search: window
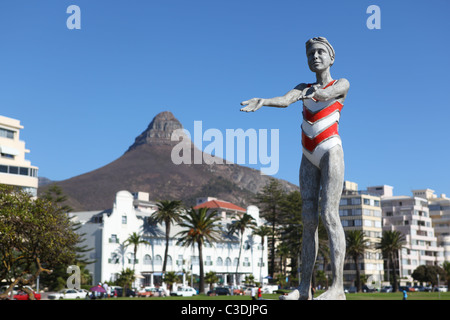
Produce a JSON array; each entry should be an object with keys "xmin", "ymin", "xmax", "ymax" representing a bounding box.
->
[
  {"xmin": 217, "ymin": 257, "xmax": 223, "ymax": 266},
  {"xmin": 9, "ymin": 166, "xmax": 18, "ymax": 174},
  {"xmin": 19, "ymin": 167, "xmax": 28, "ymax": 176},
  {"xmin": 1, "ymin": 153, "xmax": 14, "ymax": 159},
  {"xmin": 110, "ymin": 234, "xmax": 119, "ymax": 243},
  {"xmin": 155, "ymin": 255, "xmax": 163, "ymax": 265},
  {"xmin": 109, "ymin": 253, "xmax": 120, "ymax": 264},
  {"xmin": 144, "ymin": 255, "xmax": 152, "ymax": 265},
  {"xmin": 205, "ymin": 256, "xmax": 213, "ymax": 266},
  {"xmin": 233, "ymin": 258, "xmax": 239, "ymax": 266},
  {"xmin": 243, "ymin": 257, "xmax": 250, "ymax": 267},
  {"xmin": 122, "ymin": 216, "xmax": 127, "ymax": 224},
  {"xmin": 225, "ymin": 258, "xmax": 232, "ymax": 267},
  {"xmin": 0, "ymin": 128, "xmax": 15, "ymax": 139}
]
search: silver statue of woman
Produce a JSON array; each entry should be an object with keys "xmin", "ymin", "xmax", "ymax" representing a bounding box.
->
[{"xmin": 240, "ymin": 37, "xmax": 349, "ymax": 300}]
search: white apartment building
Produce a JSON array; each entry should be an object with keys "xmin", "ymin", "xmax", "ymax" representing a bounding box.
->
[
  {"xmin": 71, "ymin": 191, "xmax": 269, "ymax": 289},
  {"xmin": 369, "ymin": 185, "xmax": 444, "ymax": 285},
  {"xmin": 413, "ymin": 189, "xmax": 450, "ymax": 263},
  {"xmin": 339, "ymin": 181, "xmax": 384, "ymax": 288},
  {"xmin": 0, "ymin": 115, "xmax": 38, "ymax": 196}
]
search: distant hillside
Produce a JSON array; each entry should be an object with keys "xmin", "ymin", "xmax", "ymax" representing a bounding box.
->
[{"xmin": 39, "ymin": 111, "xmax": 298, "ymax": 211}]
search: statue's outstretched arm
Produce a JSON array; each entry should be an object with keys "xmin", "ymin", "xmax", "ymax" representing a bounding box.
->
[
  {"xmin": 312, "ymin": 78, "xmax": 350, "ymax": 102},
  {"xmin": 240, "ymin": 83, "xmax": 308, "ymax": 112}
]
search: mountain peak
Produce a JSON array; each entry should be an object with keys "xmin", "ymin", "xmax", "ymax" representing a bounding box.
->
[{"xmin": 127, "ymin": 111, "xmax": 184, "ymax": 151}]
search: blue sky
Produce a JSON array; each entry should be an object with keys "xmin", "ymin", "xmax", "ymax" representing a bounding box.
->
[{"xmin": 1, "ymin": 0, "xmax": 449, "ymax": 197}]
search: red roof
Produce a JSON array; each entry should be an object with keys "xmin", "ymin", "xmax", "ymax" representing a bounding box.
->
[{"xmin": 193, "ymin": 199, "xmax": 246, "ymax": 212}]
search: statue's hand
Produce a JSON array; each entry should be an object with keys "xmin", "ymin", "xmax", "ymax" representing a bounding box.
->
[
  {"xmin": 298, "ymin": 86, "xmax": 317, "ymax": 101},
  {"xmin": 240, "ymin": 98, "xmax": 264, "ymax": 112}
]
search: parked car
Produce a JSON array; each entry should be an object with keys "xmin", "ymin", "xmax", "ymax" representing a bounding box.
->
[
  {"xmin": 13, "ymin": 290, "xmax": 41, "ymax": 300},
  {"xmin": 433, "ymin": 286, "xmax": 448, "ymax": 292},
  {"xmin": 150, "ymin": 287, "xmax": 167, "ymax": 297},
  {"xmin": 362, "ymin": 285, "xmax": 377, "ymax": 293},
  {"xmin": 207, "ymin": 287, "xmax": 231, "ymax": 296},
  {"xmin": 137, "ymin": 287, "xmax": 167, "ymax": 297},
  {"xmin": 399, "ymin": 286, "xmax": 415, "ymax": 292},
  {"xmin": 346, "ymin": 286, "xmax": 357, "ymax": 293},
  {"xmin": 115, "ymin": 287, "xmax": 136, "ymax": 297},
  {"xmin": 380, "ymin": 286, "xmax": 393, "ymax": 293},
  {"xmin": 48, "ymin": 288, "xmax": 86, "ymax": 300},
  {"xmin": 413, "ymin": 285, "xmax": 425, "ymax": 292},
  {"xmin": 171, "ymin": 286, "xmax": 197, "ymax": 297}
]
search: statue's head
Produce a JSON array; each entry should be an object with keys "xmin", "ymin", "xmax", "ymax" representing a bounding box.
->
[{"xmin": 305, "ymin": 37, "xmax": 335, "ymax": 72}]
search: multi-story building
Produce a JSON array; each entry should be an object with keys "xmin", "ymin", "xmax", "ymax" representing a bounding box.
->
[
  {"xmin": 71, "ymin": 191, "xmax": 268, "ymax": 290},
  {"xmin": 413, "ymin": 189, "xmax": 450, "ymax": 263},
  {"xmin": 369, "ymin": 185, "xmax": 444, "ymax": 285},
  {"xmin": 0, "ymin": 115, "xmax": 38, "ymax": 196},
  {"xmin": 339, "ymin": 181, "xmax": 384, "ymax": 288}
]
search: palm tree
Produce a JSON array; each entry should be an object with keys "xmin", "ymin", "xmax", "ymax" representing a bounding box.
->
[
  {"xmin": 228, "ymin": 213, "xmax": 257, "ymax": 284},
  {"xmin": 151, "ymin": 200, "xmax": 183, "ymax": 273},
  {"xmin": 252, "ymin": 225, "xmax": 271, "ymax": 284},
  {"xmin": 176, "ymin": 207, "xmax": 222, "ymax": 294},
  {"xmin": 377, "ymin": 230, "xmax": 405, "ymax": 292},
  {"xmin": 205, "ymin": 271, "xmax": 219, "ymax": 291},
  {"xmin": 163, "ymin": 271, "xmax": 181, "ymax": 292},
  {"xmin": 345, "ymin": 230, "xmax": 370, "ymax": 292},
  {"xmin": 124, "ymin": 232, "xmax": 150, "ymax": 270},
  {"xmin": 116, "ymin": 268, "xmax": 136, "ymax": 297}
]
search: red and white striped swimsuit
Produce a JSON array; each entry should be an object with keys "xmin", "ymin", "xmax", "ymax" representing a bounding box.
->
[{"xmin": 301, "ymin": 80, "xmax": 343, "ymax": 168}]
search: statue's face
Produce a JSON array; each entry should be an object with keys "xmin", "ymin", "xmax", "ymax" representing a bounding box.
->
[{"xmin": 306, "ymin": 42, "xmax": 333, "ymax": 72}]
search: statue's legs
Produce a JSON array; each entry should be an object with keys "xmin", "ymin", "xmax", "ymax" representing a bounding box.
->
[
  {"xmin": 315, "ymin": 145, "xmax": 345, "ymax": 300},
  {"xmin": 279, "ymin": 145, "xmax": 345, "ymax": 300},
  {"xmin": 298, "ymin": 154, "xmax": 321, "ymax": 299}
]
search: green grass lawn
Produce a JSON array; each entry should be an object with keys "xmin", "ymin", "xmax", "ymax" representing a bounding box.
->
[{"xmin": 114, "ymin": 291, "xmax": 450, "ymax": 301}]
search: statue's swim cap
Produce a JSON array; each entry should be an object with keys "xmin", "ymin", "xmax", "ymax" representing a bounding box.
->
[{"xmin": 305, "ymin": 37, "xmax": 335, "ymax": 62}]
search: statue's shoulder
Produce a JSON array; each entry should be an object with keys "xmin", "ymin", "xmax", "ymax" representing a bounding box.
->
[
  {"xmin": 336, "ymin": 78, "xmax": 350, "ymax": 87},
  {"xmin": 293, "ymin": 83, "xmax": 309, "ymax": 91}
]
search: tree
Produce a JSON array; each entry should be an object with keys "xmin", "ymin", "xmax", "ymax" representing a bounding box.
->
[
  {"xmin": 205, "ymin": 271, "xmax": 219, "ymax": 290},
  {"xmin": 443, "ymin": 261, "xmax": 450, "ymax": 290},
  {"xmin": 228, "ymin": 213, "xmax": 256, "ymax": 284},
  {"xmin": 252, "ymin": 225, "xmax": 272, "ymax": 284},
  {"xmin": 377, "ymin": 230, "xmax": 405, "ymax": 292},
  {"xmin": 345, "ymin": 230, "xmax": 370, "ymax": 292},
  {"xmin": 278, "ymin": 190, "xmax": 305, "ymax": 280},
  {"xmin": 39, "ymin": 184, "xmax": 94, "ymax": 290},
  {"xmin": 176, "ymin": 207, "xmax": 222, "ymax": 294},
  {"xmin": 124, "ymin": 232, "xmax": 150, "ymax": 270},
  {"xmin": 115, "ymin": 268, "xmax": 136, "ymax": 297},
  {"xmin": 255, "ymin": 179, "xmax": 286, "ymax": 278},
  {"xmin": 276, "ymin": 242, "xmax": 290, "ymax": 277},
  {"xmin": 163, "ymin": 271, "xmax": 181, "ymax": 292},
  {"xmin": 0, "ymin": 185, "xmax": 79, "ymax": 300},
  {"xmin": 152, "ymin": 200, "xmax": 183, "ymax": 273},
  {"xmin": 412, "ymin": 265, "xmax": 446, "ymax": 287}
]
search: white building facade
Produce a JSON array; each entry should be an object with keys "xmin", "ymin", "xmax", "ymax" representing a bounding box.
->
[
  {"xmin": 413, "ymin": 189, "xmax": 450, "ymax": 263},
  {"xmin": 370, "ymin": 186, "xmax": 445, "ymax": 284},
  {"xmin": 339, "ymin": 181, "xmax": 384, "ymax": 288},
  {"xmin": 71, "ymin": 191, "xmax": 269, "ymax": 289},
  {"xmin": 0, "ymin": 115, "xmax": 38, "ymax": 196}
]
